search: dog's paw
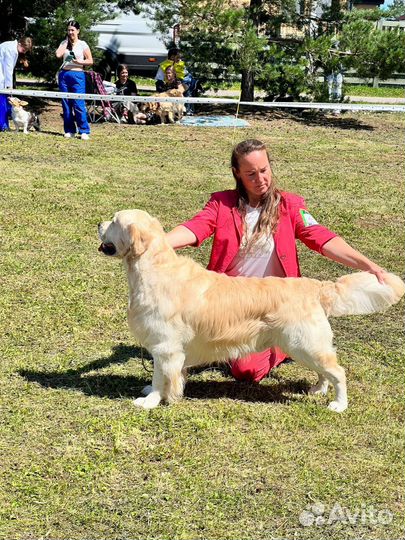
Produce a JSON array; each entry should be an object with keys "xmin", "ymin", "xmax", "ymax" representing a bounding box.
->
[
  {"xmin": 141, "ymin": 385, "xmax": 153, "ymax": 396},
  {"xmin": 133, "ymin": 391, "xmax": 161, "ymax": 409},
  {"xmin": 327, "ymin": 400, "xmax": 347, "ymax": 413}
]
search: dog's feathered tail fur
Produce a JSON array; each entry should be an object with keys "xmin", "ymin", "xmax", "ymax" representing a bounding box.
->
[{"xmin": 320, "ymin": 272, "xmax": 405, "ymax": 317}]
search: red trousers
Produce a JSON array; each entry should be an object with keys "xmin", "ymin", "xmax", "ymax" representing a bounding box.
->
[{"xmin": 230, "ymin": 348, "xmax": 287, "ymax": 383}]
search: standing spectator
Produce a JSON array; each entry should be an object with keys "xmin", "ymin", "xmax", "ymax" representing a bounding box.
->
[
  {"xmin": 56, "ymin": 20, "xmax": 93, "ymax": 140},
  {"xmin": 0, "ymin": 37, "xmax": 33, "ymax": 131}
]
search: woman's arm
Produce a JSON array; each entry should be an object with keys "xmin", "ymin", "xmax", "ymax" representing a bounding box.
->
[
  {"xmin": 321, "ymin": 236, "xmax": 386, "ymax": 283},
  {"xmin": 55, "ymin": 40, "xmax": 68, "ymax": 59},
  {"xmin": 166, "ymin": 225, "xmax": 197, "ymax": 249}
]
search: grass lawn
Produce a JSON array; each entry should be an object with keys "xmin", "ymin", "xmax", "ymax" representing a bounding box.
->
[
  {"xmin": 0, "ymin": 101, "xmax": 404, "ymax": 540},
  {"xmin": 344, "ymin": 85, "xmax": 405, "ymax": 99}
]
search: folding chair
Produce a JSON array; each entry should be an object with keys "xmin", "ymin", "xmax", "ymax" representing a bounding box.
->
[{"xmin": 86, "ymin": 71, "xmax": 121, "ymax": 124}]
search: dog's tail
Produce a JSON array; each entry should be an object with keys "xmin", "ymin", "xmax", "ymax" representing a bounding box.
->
[{"xmin": 320, "ymin": 272, "xmax": 405, "ymax": 317}]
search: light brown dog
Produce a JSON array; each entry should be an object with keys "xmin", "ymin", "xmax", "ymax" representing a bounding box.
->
[
  {"xmin": 98, "ymin": 209, "xmax": 405, "ymax": 412},
  {"xmin": 139, "ymin": 89, "xmax": 184, "ymax": 123}
]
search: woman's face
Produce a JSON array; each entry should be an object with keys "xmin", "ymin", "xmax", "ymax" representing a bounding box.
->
[
  {"xmin": 234, "ymin": 149, "xmax": 272, "ymax": 206},
  {"xmin": 119, "ymin": 69, "xmax": 129, "ymax": 81},
  {"xmin": 67, "ymin": 25, "xmax": 80, "ymax": 41},
  {"xmin": 165, "ymin": 68, "xmax": 175, "ymax": 82}
]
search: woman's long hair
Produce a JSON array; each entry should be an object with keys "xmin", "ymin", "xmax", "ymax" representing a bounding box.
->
[
  {"xmin": 231, "ymin": 139, "xmax": 282, "ymax": 248},
  {"xmin": 66, "ymin": 20, "xmax": 80, "ymax": 51}
]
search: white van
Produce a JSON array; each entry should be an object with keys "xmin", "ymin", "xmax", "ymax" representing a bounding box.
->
[{"xmin": 92, "ymin": 12, "xmax": 173, "ymax": 78}]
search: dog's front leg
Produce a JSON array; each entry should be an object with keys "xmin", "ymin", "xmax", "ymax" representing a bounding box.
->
[
  {"xmin": 134, "ymin": 359, "xmax": 164, "ymax": 409},
  {"xmin": 134, "ymin": 352, "xmax": 185, "ymax": 409}
]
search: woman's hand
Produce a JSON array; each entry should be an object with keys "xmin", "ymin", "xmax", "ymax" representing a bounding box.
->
[{"xmin": 363, "ymin": 263, "xmax": 387, "ymax": 284}]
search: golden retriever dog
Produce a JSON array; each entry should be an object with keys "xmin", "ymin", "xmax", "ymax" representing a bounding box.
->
[
  {"xmin": 139, "ymin": 88, "xmax": 184, "ymax": 123},
  {"xmin": 98, "ymin": 210, "xmax": 404, "ymax": 412}
]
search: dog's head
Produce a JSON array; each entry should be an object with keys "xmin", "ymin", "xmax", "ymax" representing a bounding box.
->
[
  {"xmin": 98, "ymin": 209, "xmax": 164, "ymax": 259},
  {"xmin": 8, "ymin": 97, "xmax": 29, "ymax": 109}
]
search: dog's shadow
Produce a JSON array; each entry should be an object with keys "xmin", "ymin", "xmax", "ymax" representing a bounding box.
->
[{"xmin": 18, "ymin": 343, "xmax": 309, "ymax": 405}]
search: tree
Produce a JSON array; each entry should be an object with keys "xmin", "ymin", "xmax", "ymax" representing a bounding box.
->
[
  {"xmin": 0, "ymin": 0, "xmax": 66, "ymax": 41},
  {"xmin": 383, "ymin": 0, "xmax": 405, "ymax": 18},
  {"xmin": 339, "ymin": 13, "xmax": 405, "ymax": 80},
  {"xmin": 0, "ymin": 0, "xmax": 147, "ymax": 81},
  {"xmin": 26, "ymin": 0, "xmax": 115, "ymax": 80},
  {"xmin": 144, "ymin": 0, "xmax": 298, "ymax": 101}
]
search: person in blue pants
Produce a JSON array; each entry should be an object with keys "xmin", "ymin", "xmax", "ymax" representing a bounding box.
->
[{"xmin": 56, "ymin": 20, "xmax": 93, "ymax": 139}]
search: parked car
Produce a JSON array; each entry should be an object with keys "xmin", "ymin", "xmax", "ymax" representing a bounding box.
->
[{"xmin": 92, "ymin": 12, "xmax": 173, "ymax": 79}]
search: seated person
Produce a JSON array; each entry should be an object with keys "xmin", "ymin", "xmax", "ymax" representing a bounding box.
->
[
  {"xmin": 156, "ymin": 65, "xmax": 187, "ymax": 94},
  {"xmin": 155, "ymin": 47, "xmax": 196, "ymax": 115},
  {"xmin": 155, "ymin": 48, "xmax": 185, "ymax": 91},
  {"xmin": 115, "ymin": 64, "xmax": 139, "ymax": 123}
]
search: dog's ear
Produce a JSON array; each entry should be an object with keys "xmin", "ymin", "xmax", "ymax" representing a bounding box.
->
[
  {"xmin": 128, "ymin": 223, "xmax": 151, "ymax": 257},
  {"xmin": 20, "ymin": 100, "xmax": 29, "ymax": 107}
]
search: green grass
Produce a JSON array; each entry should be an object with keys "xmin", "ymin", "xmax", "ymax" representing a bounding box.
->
[
  {"xmin": 0, "ymin": 102, "xmax": 404, "ymax": 540},
  {"xmin": 344, "ymin": 84, "xmax": 405, "ymax": 98}
]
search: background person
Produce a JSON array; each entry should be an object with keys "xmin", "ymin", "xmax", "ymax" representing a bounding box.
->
[
  {"xmin": 166, "ymin": 139, "xmax": 386, "ymax": 383},
  {"xmin": 0, "ymin": 37, "xmax": 33, "ymax": 131},
  {"xmin": 156, "ymin": 65, "xmax": 187, "ymax": 94},
  {"xmin": 114, "ymin": 64, "xmax": 138, "ymax": 123},
  {"xmin": 155, "ymin": 47, "xmax": 195, "ymax": 115},
  {"xmin": 155, "ymin": 47, "xmax": 185, "ymax": 90},
  {"xmin": 56, "ymin": 20, "xmax": 93, "ymax": 140}
]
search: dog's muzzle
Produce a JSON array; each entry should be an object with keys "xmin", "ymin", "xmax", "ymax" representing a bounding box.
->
[{"xmin": 98, "ymin": 242, "xmax": 117, "ymax": 256}]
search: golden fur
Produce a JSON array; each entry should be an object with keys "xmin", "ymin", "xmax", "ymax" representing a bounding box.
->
[
  {"xmin": 139, "ymin": 89, "xmax": 184, "ymax": 123},
  {"xmin": 98, "ymin": 209, "xmax": 405, "ymax": 412}
]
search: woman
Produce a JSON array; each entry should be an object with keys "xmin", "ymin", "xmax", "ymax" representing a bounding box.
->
[
  {"xmin": 0, "ymin": 37, "xmax": 33, "ymax": 131},
  {"xmin": 166, "ymin": 139, "xmax": 386, "ymax": 383},
  {"xmin": 156, "ymin": 65, "xmax": 187, "ymax": 94},
  {"xmin": 56, "ymin": 20, "xmax": 93, "ymax": 140},
  {"xmin": 155, "ymin": 47, "xmax": 186, "ymax": 91},
  {"xmin": 115, "ymin": 64, "xmax": 138, "ymax": 123}
]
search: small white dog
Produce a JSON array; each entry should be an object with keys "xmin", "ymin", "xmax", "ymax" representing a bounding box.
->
[{"xmin": 8, "ymin": 97, "xmax": 41, "ymax": 134}]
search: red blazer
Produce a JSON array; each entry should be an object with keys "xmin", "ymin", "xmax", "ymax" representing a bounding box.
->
[{"xmin": 182, "ymin": 190, "xmax": 337, "ymax": 276}]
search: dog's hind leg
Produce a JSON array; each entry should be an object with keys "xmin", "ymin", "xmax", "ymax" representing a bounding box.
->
[
  {"xmin": 308, "ymin": 374, "xmax": 329, "ymax": 396},
  {"xmin": 310, "ymin": 352, "xmax": 347, "ymax": 412},
  {"xmin": 322, "ymin": 361, "xmax": 347, "ymax": 412},
  {"xmin": 283, "ymin": 319, "xmax": 347, "ymax": 412}
]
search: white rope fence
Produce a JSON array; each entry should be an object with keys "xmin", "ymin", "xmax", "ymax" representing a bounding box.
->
[{"xmin": 1, "ymin": 88, "xmax": 404, "ymax": 113}]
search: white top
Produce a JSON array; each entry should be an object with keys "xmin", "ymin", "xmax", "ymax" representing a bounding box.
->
[
  {"xmin": 60, "ymin": 39, "xmax": 89, "ymax": 70},
  {"xmin": 0, "ymin": 40, "xmax": 18, "ymax": 89},
  {"xmin": 227, "ymin": 205, "xmax": 285, "ymax": 278}
]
